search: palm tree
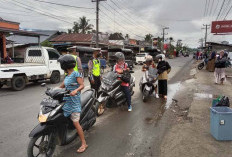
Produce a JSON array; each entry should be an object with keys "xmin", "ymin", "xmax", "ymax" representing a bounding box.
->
[
  {"xmin": 78, "ymin": 16, "xmax": 93, "ymax": 34},
  {"xmin": 72, "ymin": 22, "xmax": 80, "ymax": 33}
]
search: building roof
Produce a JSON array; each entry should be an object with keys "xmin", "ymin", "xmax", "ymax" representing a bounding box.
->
[
  {"xmin": 109, "ymin": 33, "xmax": 125, "ymax": 40},
  {"xmin": 0, "ymin": 27, "xmax": 45, "ymax": 37},
  {"xmin": 7, "ymin": 29, "xmax": 60, "ymax": 44},
  {"xmin": 50, "ymin": 33, "xmax": 93, "ymax": 43}
]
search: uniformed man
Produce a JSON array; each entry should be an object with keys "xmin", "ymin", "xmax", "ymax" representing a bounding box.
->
[
  {"xmin": 69, "ymin": 47, "xmax": 83, "ymax": 77},
  {"xmin": 88, "ymin": 48, "xmax": 101, "ymax": 96}
]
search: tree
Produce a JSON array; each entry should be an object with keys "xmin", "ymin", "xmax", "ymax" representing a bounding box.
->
[
  {"xmin": 72, "ymin": 22, "xmax": 80, "ymax": 33},
  {"xmin": 68, "ymin": 16, "xmax": 93, "ymax": 34},
  {"xmin": 144, "ymin": 34, "xmax": 153, "ymax": 43},
  {"xmin": 78, "ymin": 16, "xmax": 93, "ymax": 34},
  {"xmin": 41, "ymin": 40, "xmax": 53, "ymax": 47}
]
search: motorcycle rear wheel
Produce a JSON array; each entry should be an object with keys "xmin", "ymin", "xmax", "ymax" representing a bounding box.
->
[{"xmin": 27, "ymin": 132, "xmax": 56, "ymax": 157}]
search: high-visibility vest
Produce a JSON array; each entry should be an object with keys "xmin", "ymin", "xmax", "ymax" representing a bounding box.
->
[
  {"xmin": 92, "ymin": 59, "xmax": 100, "ymax": 76},
  {"xmin": 72, "ymin": 55, "xmax": 78, "ymax": 72}
]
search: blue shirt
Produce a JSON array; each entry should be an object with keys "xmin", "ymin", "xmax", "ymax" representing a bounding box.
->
[{"xmin": 63, "ymin": 71, "xmax": 81, "ymax": 117}]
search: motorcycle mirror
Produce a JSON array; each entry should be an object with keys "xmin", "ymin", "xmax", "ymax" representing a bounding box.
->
[{"xmin": 41, "ymin": 83, "xmax": 47, "ymax": 87}]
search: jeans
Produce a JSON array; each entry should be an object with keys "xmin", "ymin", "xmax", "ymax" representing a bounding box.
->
[{"xmin": 121, "ymin": 86, "xmax": 131, "ymax": 107}]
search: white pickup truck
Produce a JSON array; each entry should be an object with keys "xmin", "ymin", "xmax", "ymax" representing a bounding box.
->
[
  {"xmin": 0, "ymin": 47, "xmax": 64, "ymax": 91},
  {"xmin": 135, "ymin": 53, "xmax": 149, "ymax": 65}
]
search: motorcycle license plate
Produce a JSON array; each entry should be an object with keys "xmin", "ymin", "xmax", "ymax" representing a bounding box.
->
[{"xmin": 38, "ymin": 115, "xmax": 47, "ymax": 123}]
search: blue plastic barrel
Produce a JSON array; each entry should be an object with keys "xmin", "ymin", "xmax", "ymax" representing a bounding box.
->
[{"xmin": 210, "ymin": 107, "xmax": 232, "ymax": 141}]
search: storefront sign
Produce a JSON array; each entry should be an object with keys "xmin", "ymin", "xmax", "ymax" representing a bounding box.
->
[{"xmin": 211, "ymin": 20, "xmax": 232, "ymax": 33}]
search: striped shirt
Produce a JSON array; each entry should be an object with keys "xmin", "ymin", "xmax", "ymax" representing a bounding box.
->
[{"xmin": 63, "ymin": 71, "xmax": 81, "ymax": 117}]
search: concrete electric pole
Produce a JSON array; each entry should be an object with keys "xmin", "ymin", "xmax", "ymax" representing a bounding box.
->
[
  {"xmin": 92, "ymin": 0, "xmax": 107, "ymax": 48},
  {"xmin": 202, "ymin": 24, "xmax": 210, "ymax": 47},
  {"xmin": 161, "ymin": 27, "xmax": 169, "ymax": 43}
]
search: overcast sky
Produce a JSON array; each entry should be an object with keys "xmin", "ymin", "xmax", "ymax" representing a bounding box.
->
[{"xmin": 1, "ymin": 0, "xmax": 232, "ymax": 48}]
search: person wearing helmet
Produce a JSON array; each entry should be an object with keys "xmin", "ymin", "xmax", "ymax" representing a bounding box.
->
[
  {"xmin": 58, "ymin": 54, "xmax": 88, "ymax": 153},
  {"xmin": 156, "ymin": 54, "xmax": 171, "ymax": 100},
  {"xmin": 142, "ymin": 55, "xmax": 159, "ymax": 98},
  {"xmin": 113, "ymin": 52, "xmax": 132, "ymax": 112},
  {"xmin": 88, "ymin": 49, "xmax": 101, "ymax": 96},
  {"xmin": 69, "ymin": 47, "xmax": 83, "ymax": 77}
]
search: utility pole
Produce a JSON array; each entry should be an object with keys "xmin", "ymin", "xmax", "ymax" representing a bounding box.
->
[
  {"xmin": 161, "ymin": 27, "xmax": 169, "ymax": 43},
  {"xmin": 92, "ymin": 0, "xmax": 107, "ymax": 48},
  {"xmin": 202, "ymin": 24, "xmax": 210, "ymax": 47}
]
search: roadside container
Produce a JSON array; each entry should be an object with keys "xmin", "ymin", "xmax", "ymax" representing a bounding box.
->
[{"xmin": 210, "ymin": 107, "xmax": 232, "ymax": 141}]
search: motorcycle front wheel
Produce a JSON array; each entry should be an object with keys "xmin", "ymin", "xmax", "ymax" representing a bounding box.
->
[
  {"xmin": 95, "ymin": 101, "xmax": 106, "ymax": 116},
  {"xmin": 27, "ymin": 132, "xmax": 56, "ymax": 157}
]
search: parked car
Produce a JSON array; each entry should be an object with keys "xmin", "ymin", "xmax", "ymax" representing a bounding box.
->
[
  {"xmin": 0, "ymin": 47, "xmax": 64, "ymax": 90},
  {"xmin": 135, "ymin": 53, "xmax": 149, "ymax": 65}
]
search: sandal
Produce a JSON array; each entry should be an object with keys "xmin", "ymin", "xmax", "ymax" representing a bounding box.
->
[{"xmin": 77, "ymin": 145, "xmax": 88, "ymax": 153}]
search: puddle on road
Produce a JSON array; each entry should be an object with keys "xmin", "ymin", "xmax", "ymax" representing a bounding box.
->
[
  {"xmin": 194, "ymin": 93, "xmax": 219, "ymax": 100},
  {"xmin": 166, "ymin": 82, "xmax": 182, "ymax": 109}
]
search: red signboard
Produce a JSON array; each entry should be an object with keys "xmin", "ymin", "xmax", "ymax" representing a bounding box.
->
[{"xmin": 211, "ymin": 20, "xmax": 232, "ymax": 34}]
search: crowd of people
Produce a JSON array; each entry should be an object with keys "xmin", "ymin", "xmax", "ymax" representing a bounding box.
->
[
  {"xmin": 56, "ymin": 49, "xmax": 172, "ymax": 153},
  {"xmin": 196, "ymin": 49, "xmax": 231, "ymax": 85}
]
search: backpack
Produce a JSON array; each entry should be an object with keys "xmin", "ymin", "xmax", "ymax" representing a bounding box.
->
[{"xmin": 116, "ymin": 63, "xmax": 131, "ymax": 83}]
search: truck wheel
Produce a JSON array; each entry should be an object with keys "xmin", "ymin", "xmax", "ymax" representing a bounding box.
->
[
  {"xmin": 50, "ymin": 72, "xmax": 60, "ymax": 84},
  {"xmin": 11, "ymin": 76, "xmax": 26, "ymax": 91}
]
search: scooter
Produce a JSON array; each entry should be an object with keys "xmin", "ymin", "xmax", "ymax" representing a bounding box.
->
[
  {"xmin": 139, "ymin": 67, "xmax": 158, "ymax": 102},
  {"xmin": 95, "ymin": 71, "xmax": 135, "ymax": 116},
  {"xmin": 27, "ymin": 83, "xmax": 96, "ymax": 157},
  {"xmin": 198, "ymin": 58, "xmax": 208, "ymax": 70}
]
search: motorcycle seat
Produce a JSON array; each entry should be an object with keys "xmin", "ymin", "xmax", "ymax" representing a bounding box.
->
[{"xmin": 81, "ymin": 90, "xmax": 94, "ymax": 107}]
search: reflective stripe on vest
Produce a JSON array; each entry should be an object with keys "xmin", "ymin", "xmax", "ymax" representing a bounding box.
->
[
  {"xmin": 92, "ymin": 59, "xmax": 100, "ymax": 76},
  {"xmin": 72, "ymin": 55, "xmax": 78, "ymax": 72}
]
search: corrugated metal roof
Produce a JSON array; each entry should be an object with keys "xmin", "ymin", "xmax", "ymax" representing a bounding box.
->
[{"xmin": 50, "ymin": 33, "xmax": 93, "ymax": 42}]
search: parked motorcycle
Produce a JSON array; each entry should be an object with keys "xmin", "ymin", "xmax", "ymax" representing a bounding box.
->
[
  {"xmin": 198, "ymin": 58, "xmax": 208, "ymax": 70},
  {"xmin": 27, "ymin": 84, "xmax": 96, "ymax": 157},
  {"xmin": 95, "ymin": 71, "xmax": 135, "ymax": 116},
  {"xmin": 139, "ymin": 67, "xmax": 158, "ymax": 102}
]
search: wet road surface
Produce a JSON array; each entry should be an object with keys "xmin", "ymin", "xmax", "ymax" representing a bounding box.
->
[{"xmin": 0, "ymin": 56, "xmax": 193, "ymax": 157}]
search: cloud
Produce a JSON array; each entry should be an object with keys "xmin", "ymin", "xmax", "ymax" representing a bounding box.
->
[{"xmin": 1, "ymin": 0, "xmax": 232, "ymax": 47}]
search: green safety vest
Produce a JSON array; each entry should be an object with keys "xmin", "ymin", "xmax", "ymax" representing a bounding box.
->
[
  {"xmin": 72, "ymin": 55, "xmax": 78, "ymax": 72},
  {"xmin": 92, "ymin": 59, "xmax": 100, "ymax": 76}
]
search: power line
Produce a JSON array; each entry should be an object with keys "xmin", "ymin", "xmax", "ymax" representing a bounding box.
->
[
  {"xmin": 99, "ymin": 9, "xmax": 144, "ymax": 38},
  {"xmin": 100, "ymin": 2, "xmax": 149, "ymax": 35},
  {"xmin": 33, "ymin": 0, "xmax": 94, "ymax": 9},
  {"xmin": 216, "ymin": 0, "xmax": 226, "ymax": 20},
  {"xmin": 224, "ymin": 4, "xmax": 232, "ymax": 20},
  {"xmin": 220, "ymin": 0, "xmax": 232, "ymax": 20},
  {"xmin": 213, "ymin": 0, "xmax": 220, "ymax": 17},
  {"xmin": 6, "ymin": 0, "xmax": 73, "ymax": 24},
  {"xmin": 204, "ymin": 0, "xmax": 208, "ymax": 17},
  {"xmin": 209, "ymin": 0, "xmax": 215, "ymax": 16},
  {"xmin": 107, "ymin": 0, "xmax": 152, "ymax": 32}
]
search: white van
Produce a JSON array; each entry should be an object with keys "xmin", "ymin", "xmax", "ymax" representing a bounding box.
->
[{"xmin": 135, "ymin": 53, "xmax": 148, "ymax": 65}]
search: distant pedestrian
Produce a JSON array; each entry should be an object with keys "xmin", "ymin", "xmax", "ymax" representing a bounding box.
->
[
  {"xmin": 156, "ymin": 54, "xmax": 171, "ymax": 100},
  {"xmin": 214, "ymin": 50, "xmax": 227, "ymax": 85}
]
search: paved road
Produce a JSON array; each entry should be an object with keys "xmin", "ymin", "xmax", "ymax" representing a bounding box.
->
[{"xmin": 0, "ymin": 56, "xmax": 192, "ymax": 157}]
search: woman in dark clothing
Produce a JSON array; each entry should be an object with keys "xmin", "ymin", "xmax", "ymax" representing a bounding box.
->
[
  {"xmin": 156, "ymin": 54, "xmax": 171, "ymax": 100},
  {"xmin": 214, "ymin": 51, "xmax": 227, "ymax": 85}
]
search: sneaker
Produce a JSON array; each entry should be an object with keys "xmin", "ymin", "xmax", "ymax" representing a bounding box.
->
[
  {"xmin": 155, "ymin": 94, "xmax": 159, "ymax": 98},
  {"xmin": 128, "ymin": 106, "xmax": 132, "ymax": 112}
]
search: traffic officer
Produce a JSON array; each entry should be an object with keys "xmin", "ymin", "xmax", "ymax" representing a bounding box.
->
[
  {"xmin": 69, "ymin": 47, "xmax": 83, "ymax": 77},
  {"xmin": 88, "ymin": 48, "xmax": 101, "ymax": 96}
]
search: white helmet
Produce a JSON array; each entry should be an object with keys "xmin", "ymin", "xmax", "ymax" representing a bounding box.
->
[{"xmin": 146, "ymin": 55, "xmax": 153, "ymax": 62}]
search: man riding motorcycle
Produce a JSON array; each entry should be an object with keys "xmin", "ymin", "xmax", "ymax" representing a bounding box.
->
[{"xmin": 113, "ymin": 52, "xmax": 132, "ymax": 112}]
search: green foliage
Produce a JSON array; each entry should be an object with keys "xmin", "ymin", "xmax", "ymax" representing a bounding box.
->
[
  {"xmin": 144, "ymin": 34, "xmax": 153, "ymax": 43},
  {"xmin": 68, "ymin": 16, "xmax": 93, "ymax": 34},
  {"xmin": 41, "ymin": 40, "xmax": 53, "ymax": 47}
]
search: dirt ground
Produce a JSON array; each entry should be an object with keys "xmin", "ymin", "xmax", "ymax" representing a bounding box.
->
[{"xmin": 160, "ymin": 62, "xmax": 232, "ymax": 157}]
